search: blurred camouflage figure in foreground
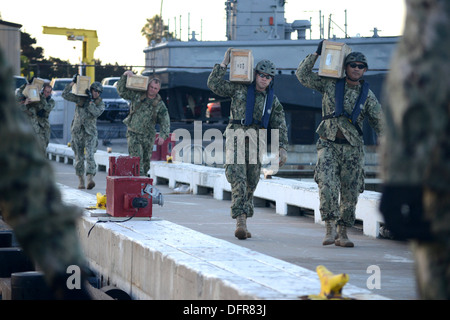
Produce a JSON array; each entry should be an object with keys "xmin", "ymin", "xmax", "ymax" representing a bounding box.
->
[
  {"xmin": 379, "ymin": 0, "xmax": 450, "ymax": 299},
  {"xmin": 0, "ymin": 49, "xmax": 91, "ymax": 299},
  {"xmin": 15, "ymin": 81, "xmax": 55, "ymax": 155}
]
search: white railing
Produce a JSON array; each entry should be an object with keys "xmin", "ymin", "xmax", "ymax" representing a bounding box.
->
[{"xmin": 47, "ymin": 143, "xmax": 384, "ymax": 237}]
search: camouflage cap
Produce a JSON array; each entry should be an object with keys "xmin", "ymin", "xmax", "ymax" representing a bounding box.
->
[
  {"xmin": 255, "ymin": 60, "xmax": 276, "ymax": 76},
  {"xmin": 344, "ymin": 52, "xmax": 369, "ymax": 69},
  {"xmin": 90, "ymin": 81, "xmax": 103, "ymax": 93}
]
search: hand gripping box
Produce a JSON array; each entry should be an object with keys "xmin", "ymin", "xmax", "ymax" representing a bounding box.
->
[
  {"xmin": 318, "ymin": 40, "xmax": 352, "ymax": 78},
  {"xmin": 229, "ymin": 49, "xmax": 254, "ymax": 83},
  {"xmin": 72, "ymin": 75, "xmax": 91, "ymax": 96},
  {"xmin": 106, "ymin": 176, "xmax": 153, "ymax": 218}
]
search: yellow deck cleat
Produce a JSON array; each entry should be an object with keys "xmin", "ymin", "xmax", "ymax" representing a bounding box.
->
[
  {"xmin": 305, "ymin": 265, "xmax": 352, "ymax": 300},
  {"xmin": 96, "ymin": 192, "xmax": 107, "ymax": 209}
]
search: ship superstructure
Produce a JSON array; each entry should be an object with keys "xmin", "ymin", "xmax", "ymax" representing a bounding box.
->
[{"xmin": 143, "ymin": 0, "xmax": 398, "ymax": 145}]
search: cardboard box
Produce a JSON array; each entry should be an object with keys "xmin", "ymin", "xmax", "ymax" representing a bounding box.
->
[
  {"xmin": 72, "ymin": 75, "xmax": 91, "ymax": 96},
  {"xmin": 22, "ymin": 84, "xmax": 41, "ymax": 102},
  {"xmin": 229, "ymin": 49, "xmax": 254, "ymax": 83},
  {"xmin": 31, "ymin": 77, "xmax": 45, "ymax": 91},
  {"xmin": 126, "ymin": 75, "xmax": 149, "ymax": 91},
  {"xmin": 318, "ymin": 40, "xmax": 352, "ymax": 78}
]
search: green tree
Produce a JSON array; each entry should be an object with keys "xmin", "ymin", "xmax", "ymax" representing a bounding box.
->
[
  {"xmin": 94, "ymin": 59, "xmax": 132, "ymax": 81},
  {"xmin": 20, "ymin": 31, "xmax": 45, "ymax": 79},
  {"xmin": 42, "ymin": 57, "xmax": 77, "ymax": 79},
  {"xmin": 141, "ymin": 14, "xmax": 174, "ymax": 45},
  {"xmin": 19, "ymin": 31, "xmax": 137, "ymax": 81}
]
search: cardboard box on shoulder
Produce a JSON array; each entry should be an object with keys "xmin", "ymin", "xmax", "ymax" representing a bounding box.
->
[
  {"xmin": 229, "ymin": 49, "xmax": 254, "ymax": 83},
  {"xmin": 31, "ymin": 77, "xmax": 46, "ymax": 91},
  {"xmin": 318, "ymin": 40, "xmax": 352, "ymax": 78},
  {"xmin": 23, "ymin": 84, "xmax": 41, "ymax": 102},
  {"xmin": 126, "ymin": 75, "xmax": 149, "ymax": 91},
  {"xmin": 72, "ymin": 75, "xmax": 91, "ymax": 96}
]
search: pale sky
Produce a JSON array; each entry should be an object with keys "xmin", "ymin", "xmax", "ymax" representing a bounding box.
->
[{"xmin": 1, "ymin": 0, "xmax": 405, "ymax": 68}]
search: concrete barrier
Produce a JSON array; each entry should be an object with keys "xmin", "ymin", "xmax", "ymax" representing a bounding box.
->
[
  {"xmin": 47, "ymin": 143, "xmax": 122, "ymax": 172},
  {"xmin": 46, "ymin": 143, "xmax": 385, "ymax": 238},
  {"xmin": 60, "ymin": 184, "xmax": 387, "ymax": 300}
]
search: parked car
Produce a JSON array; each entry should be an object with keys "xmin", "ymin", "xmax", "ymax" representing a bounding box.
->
[
  {"xmin": 206, "ymin": 101, "xmax": 222, "ymax": 119},
  {"xmin": 101, "ymin": 77, "xmax": 120, "ymax": 86},
  {"xmin": 50, "ymin": 78, "xmax": 73, "ymax": 97},
  {"xmin": 98, "ymin": 85, "xmax": 130, "ymax": 122},
  {"xmin": 14, "ymin": 75, "xmax": 27, "ymax": 89}
]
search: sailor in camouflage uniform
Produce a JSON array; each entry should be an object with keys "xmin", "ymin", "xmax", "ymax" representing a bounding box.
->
[
  {"xmin": 117, "ymin": 71, "xmax": 170, "ymax": 176},
  {"xmin": 296, "ymin": 42, "xmax": 384, "ymax": 247},
  {"xmin": 208, "ymin": 48, "xmax": 288, "ymax": 240},
  {"xmin": 16, "ymin": 82, "xmax": 55, "ymax": 155},
  {"xmin": 0, "ymin": 50, "xmax": 91, "ymax": 299},
  {"xmin": 62, "ymin": 77, "xmax": 105, "ymax": 190}
]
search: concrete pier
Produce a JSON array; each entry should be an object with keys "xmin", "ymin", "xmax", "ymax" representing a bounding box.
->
[{"xmin": 47, "ymin": 143, "xmax": 418, "ymax": 300}]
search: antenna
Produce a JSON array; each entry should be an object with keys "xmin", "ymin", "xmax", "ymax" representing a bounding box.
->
[
  {"xmin": 160, "ymin": 0, "xmax": 163, "ymax": 39},
  {"xmin": 344, "ymin": 9, "xmax": 348, "ymax": 38},
  {"xmin": 174, "ymin": 16, "xmax": 177, "ymax": 39},
  {"xmin": 179, "ymin": 15, "xmax": 182, "ymax": 41}
]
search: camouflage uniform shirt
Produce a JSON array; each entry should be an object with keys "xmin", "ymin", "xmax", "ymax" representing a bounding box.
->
[
  {"xmin": 16, "ymin": 84, "xmax": 55, "ymax": 152},
  {"xmin": 62, "ymin": 84, "xmax": 105, "ymax": 136},
  {"xmin": 207, "ymin": 64, "xmax": 288, "ymax": 150},
  {"xmin": 296, "ymin": 54, "xmax": 384, "ymax": 145},
  {"xmin": 116, "ymin": 75, "xmax": 170, "ymax": 140}
]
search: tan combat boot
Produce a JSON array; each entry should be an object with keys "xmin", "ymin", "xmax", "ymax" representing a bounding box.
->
[
  {"xmin": 335, "ymin": 225, "xmax": 354, "ymax": 247},
  {"xmin": 245, "ymin": 224, "xmax": 252, "ymax": 239},
  {"xmin": 322, "ymin": 220, "xmax": 337, "ymax": 245},
  {"xmin": 86, "ymin": 174, "xmax": 95, "ymax": 190},
  {"xmin": 77, "ymin": 175, "xmax": 85, "ymax": 189},
  {"xmin": 234, "ymin": 214, "xmax": 248, "ymax": 240}
]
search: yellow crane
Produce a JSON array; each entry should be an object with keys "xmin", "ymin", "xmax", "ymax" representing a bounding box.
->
[{"xmin": 42, "ymin": 26, "xmax": 100, "ymax": 82}]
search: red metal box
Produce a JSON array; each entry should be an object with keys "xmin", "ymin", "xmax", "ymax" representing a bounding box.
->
[
  {"xmin": 106, "ymin": 176, "xmax": 153, "ymax": 218},
  {"xmin": 151, "ymin": 133, "xmax": 174, "ymax": 161},
  {"xmin": 108, "ymin": 156, "xmax": 140, "ymax": 176}
]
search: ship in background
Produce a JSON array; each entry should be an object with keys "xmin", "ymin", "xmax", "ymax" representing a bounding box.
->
[{"xmin": 142, "ymin": 0, "xmax": 399, "ymax": 146}]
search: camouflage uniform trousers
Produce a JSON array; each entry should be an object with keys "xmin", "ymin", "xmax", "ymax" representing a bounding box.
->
[
  {"xmin": 314, "ymin": 138, "xmax": 365, "ymax": 227},
  {"xmin": 127, "ymin": 130, "xmax": 155, "ymax": 176},
  {"xmin": 35, "ymin": 124, "xmax": 51, "ymax": 156},
  {"xmin": 225, "ymin": 137, "xmax": 262, "ymax": 219},
  {"xmin": 71, "ymin": 130, "xmax": 98, "ymax": 177}
]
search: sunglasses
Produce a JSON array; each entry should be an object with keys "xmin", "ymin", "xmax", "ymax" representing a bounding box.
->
[
  {"xmin": 257, "ymin": 72, "xmax": 273, "ymax": 80},
  {"xmin": 349, "ymin": 63, "xmax": 366, "ymax": 70}
]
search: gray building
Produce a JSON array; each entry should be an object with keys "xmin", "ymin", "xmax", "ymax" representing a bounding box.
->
[{"xmin": 0, "ymin": 20, "xmax": 22, "ymax": 76}]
